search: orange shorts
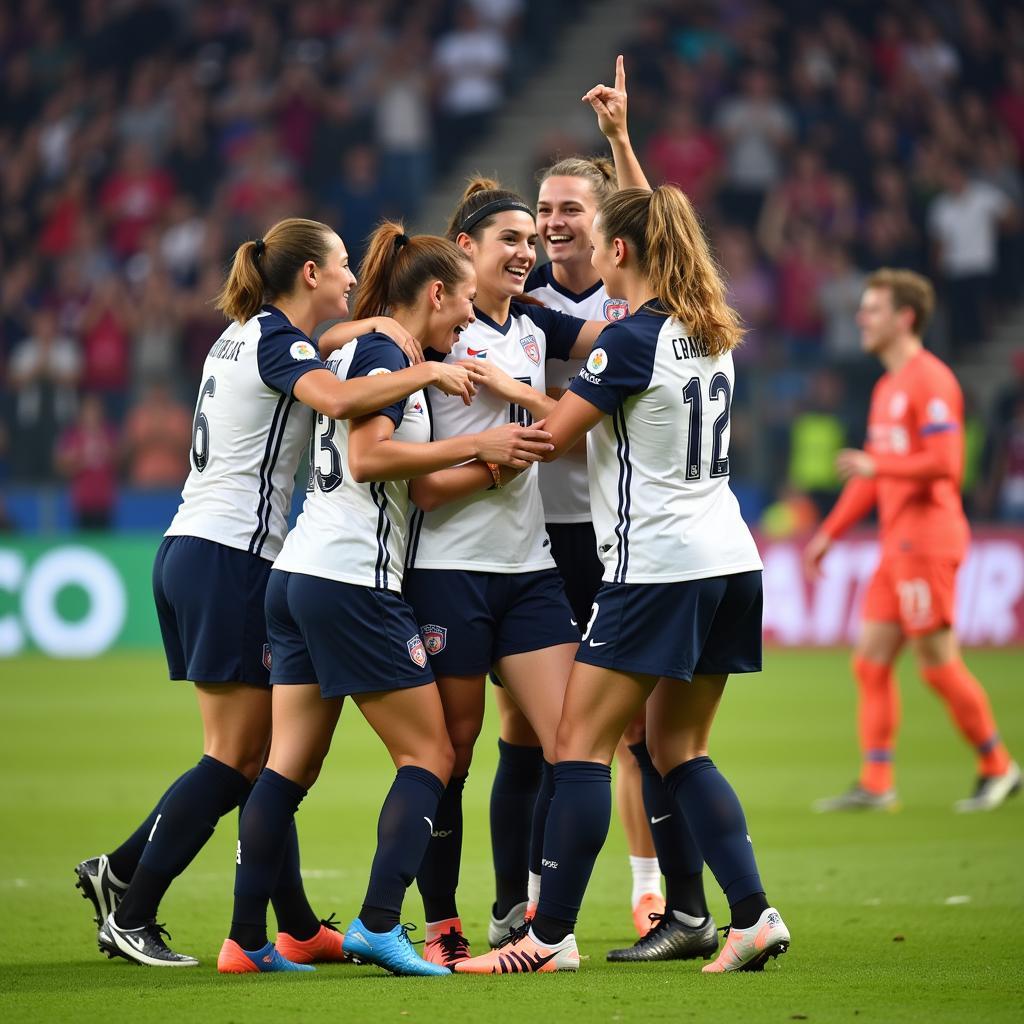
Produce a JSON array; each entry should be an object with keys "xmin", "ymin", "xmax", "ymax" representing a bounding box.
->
[{"xmin": 861, "ymin": 556, "xmax": 959, "ymax": 636}]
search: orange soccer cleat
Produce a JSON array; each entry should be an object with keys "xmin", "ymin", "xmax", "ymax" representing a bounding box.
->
[
  {"xmin": 276, "ymin": 916, "xmax": 352, "ymax": 964},
  {"xmin": 454, "ymin": 925, "xmax": 580, "ymax": 974},
  {"xmin": 423, "ymin": 918, "xmax": 472, "ymax": 967},
  {"xmin": 632, "ymin": 891, "xmax": 666, "ymax": 936}
]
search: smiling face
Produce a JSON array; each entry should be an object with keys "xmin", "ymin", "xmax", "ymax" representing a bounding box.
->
[
  {"xmin": 426, "ymin": 265, "xmax": 477, "ymax": 353},
  {"xmin": 462, "ymin": 210, "xmax": 538, "ymax": 302},
  {"xmin": 537, "ymin": 175, "xmax": 599, "ymax": 268},
  {"xmin": 314, "ymin": 233, "xmax": 357, "ymax": 320}
]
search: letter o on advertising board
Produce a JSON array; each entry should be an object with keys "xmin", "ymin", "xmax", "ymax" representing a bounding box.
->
[{"xmin": 22, "ymin": 547, "xmax": 127, "ymax": 657}]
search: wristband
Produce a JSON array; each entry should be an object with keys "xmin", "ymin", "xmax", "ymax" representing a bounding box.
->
[{"xmin": 486, "ymin": 462, "xmax": 502, "ymax": 489}]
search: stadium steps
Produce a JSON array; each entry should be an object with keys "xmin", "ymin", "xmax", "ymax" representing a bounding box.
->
[
  {"xmin": 413, "ymin": 0, "xmax": 624, "ymax": 232},
  {"xmin": 954, "ymin": 304, "xmax": 1024, "ymax": 410}
]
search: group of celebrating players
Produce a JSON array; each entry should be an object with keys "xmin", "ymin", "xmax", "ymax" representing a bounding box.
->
[{"xmin": 72, "ymin": 56, "xmax": 1017, "ymax": 982}]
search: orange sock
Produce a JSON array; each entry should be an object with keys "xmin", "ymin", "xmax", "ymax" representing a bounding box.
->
[
  {"xmin": 854, "ymin": 655, "xmax": 900, "ymax": 793},
  {"xmin": 921, "ymin": 661, "xmax": 1011, "ymax": 776}
]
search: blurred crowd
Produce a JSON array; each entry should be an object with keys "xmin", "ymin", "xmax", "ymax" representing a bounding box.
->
[{"xmin": 1, "ymin": 0, "xmax": 1023, "ymax": 532}]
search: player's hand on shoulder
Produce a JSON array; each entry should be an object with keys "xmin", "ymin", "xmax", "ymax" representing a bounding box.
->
[
  {"xmin": 375, "ymin": 316, "xmax": 424, "ymax": 365},
  {"xmin": 474, "ymin": 423, "xmax": 554, "ymax": 469},
  {"xmin": 835, "ymin": 448, "xmax": 876, "ymax": 481},
  {"xmin": 431, "ymin": 362, "xmax": 477, "ymax": 405},
  {"xmin": 583, "ymin": 54, "xmax": 629, "ymax": 141}
]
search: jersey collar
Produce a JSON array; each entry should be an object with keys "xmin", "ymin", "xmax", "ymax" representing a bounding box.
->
[
  {"xmin": 472, "ymin": 305, "xmax": 513, "ymax": 335},
  {"xmin": 539, "ymin": 262, "xmax": 604, "ymax": 303}
]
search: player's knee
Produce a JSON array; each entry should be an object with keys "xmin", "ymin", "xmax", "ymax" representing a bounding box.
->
[{"xmin": 621, "ymin": 716, "xmax": 646, "ymax": 746}]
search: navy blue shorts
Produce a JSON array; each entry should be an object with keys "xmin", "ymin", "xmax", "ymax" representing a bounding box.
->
[
  {"xmin": 266, "ymin": 569, "xmax": 434, "ymax": 699},
  {"xmin": 574, "ymin": 570, "xmax": 763, "ymax": 681},
  {"xmin": 547, "ymin": 521, "xmax": 604, "ymax": 627},
  {"xmin": 403, "ymin": 568, "xmax": 580, "ymax": 677},
  {"xmin": 153, "ymin": 535, "xmax": 272, "ymax": 687}
]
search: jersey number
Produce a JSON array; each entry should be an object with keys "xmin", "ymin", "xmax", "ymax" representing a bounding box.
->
[
  {"xmin": 191, "ymin": 375, "xmax": 216, "ymax": 472},
  {"xmin": 308, "ymin": 413, "xmax": 342, "ymax": 493},
  {"xmin": 509, "ymin": 376, "xmax": 534, "ymax": 427},
  {"xmin": 680, "ymin": 373, "xmax": 731, "ymax": 480}
]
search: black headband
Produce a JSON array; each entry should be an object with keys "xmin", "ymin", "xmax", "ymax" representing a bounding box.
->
[
  {"xmin": 393, "ymin": 232, "xmax": 410, "ymax": 253},
  {"xmin": 459, "ymin": 198, "xmax": 533, "ymax": 236},
  {"xmin": 253, "ymin": 238, "xmax": 266, "ymax": 259}
]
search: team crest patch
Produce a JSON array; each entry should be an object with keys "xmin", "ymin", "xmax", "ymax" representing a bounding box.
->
[
  {"xmin": 262, "ymin": 644, "xmax": 272, "ymax": 671},
  {"xmin": 407, "ymin": 635, "xmax": 428, "ymax": 668},
  {"xmin": 587, "ymin": 347, "xmax": 608, "ymax": 374},
  {"xmin": 290, "ymin": 340, "xmax": 317, "ymax": 361},
  {"xmin": 927, "ymin": 397, "xmax": 950, "ymax": 423},
  {"xmin": 520, "ymin": 334, "xmax": 541, "ymax": 365},
  {"xmin": 421, "ymin": 624, "xmax": 447, "ymax": 655},
  {"xmin": 603, "ymin": 298, "xmax": 629, "ymax": 321}
]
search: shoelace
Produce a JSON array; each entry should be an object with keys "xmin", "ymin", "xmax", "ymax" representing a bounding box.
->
[
  {"xmin": 437, "ymin": 927, "xmax": 470, "ymax": 963},
  {"xmin": 495, "ymin": 922, "xmax": 530, "ymax": 949},
  {"xmin": 319, "ymin": 912, "xmax": 341, "ymax": 933},
  {"xmin": 399, "ymin": 923, "xmax": 423, "ymax": 948},
  {"xmin": 145, "ymin": 921, "xmax": 174, "ymax": 947},
  {"xmin": 644, "ymin": 912, "xmax": 673, "ymax": 936}
]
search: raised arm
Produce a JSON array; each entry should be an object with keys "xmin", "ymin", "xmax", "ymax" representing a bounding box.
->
[{"xmin": 583, "ymin": 55, "xmax": 651, "ymax": 192}]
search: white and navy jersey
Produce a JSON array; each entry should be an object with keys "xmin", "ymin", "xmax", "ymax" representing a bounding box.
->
[
  {"xmin": 275, "ymin": 335, "xmax": 428, "ymax": 592},
  {"xmin": 407, "ymin": 300, "xmax": 584, "ymax": 573},
  {"xmin": 569, "ymin": 305, "xmax": 762, "ymax": 584},
  {"xmin": 525, "ymin": 263, "xmax": 628, "ymax": 523},
  {"xmin": 165, "ymin": 305, "xmax": 325, "ymax": 562}
]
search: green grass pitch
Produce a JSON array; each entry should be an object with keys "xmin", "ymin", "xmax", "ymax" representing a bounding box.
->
[{"xmin": 1, "ymin": 649, "xmax": 1021, "ymax": 1022}]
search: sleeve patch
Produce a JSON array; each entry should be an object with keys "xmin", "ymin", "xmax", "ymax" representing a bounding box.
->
[
  {"xmin": 586, "ymin": 347, "xmax": 608, "ymax": 374},
  {"xmin": 926, "ymin": 397, "xmax": 950, "ymax": 423},
  {"xmin": 290, "ymin": 340, "xmax": 318, "ymax": 361},
  {"xmin": 368, "ymin": 367, "xmax": 392, "ymax": 376}
]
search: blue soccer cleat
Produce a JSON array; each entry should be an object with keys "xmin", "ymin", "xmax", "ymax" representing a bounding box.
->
[
  {"xmin": 342, "ymin": 919, "xmax": 451, "ymax": 976},
  {"xmin": 217, "ymin": 938, "xmax": 315, "ymax": 974}
]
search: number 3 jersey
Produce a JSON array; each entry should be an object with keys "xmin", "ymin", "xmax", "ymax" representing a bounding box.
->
[
  {"xmin": 568, "ymin": 305, "xmax": 762, "ymax": 584},
  {"xmin": 165, "ymin": 305, "xmax": 324, "ymax": 561},
  {"xmin": 407, "ymin": 301, "xmax": 583, "ymax": 573},
  {"xmin": 274, "ymin": 334, "xmax": 429, "ymax": 592}
]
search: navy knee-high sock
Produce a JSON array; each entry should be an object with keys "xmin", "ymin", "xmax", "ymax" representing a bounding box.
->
[
  {"xmin": 532, "ymin": 761, "xmax": 612, "ymax": 944},
  {"xmin": 416, "ymin": 773, "xmax": 466, "ymax": 922},
  {"xmin": 105, "ymin": 770, "xmax": 190, "ymax": 882},
  {"xmin": 529, "ymin": 761, "xmax": 556, "ymax": 879},
  {"xmin": 115, "ymin": 755, "xmax": 251, "ymax": 928},
  {"xmin": 663, "ymin": 756, "xmax": 766, "ymax": 927},
  {"xmin": 628, "ymin": 742, "xmax": 708, "ymax": 920},
  {"xmin": 490, "ymin": 740, "xmax": 543, "ymax": 916},
  {"xmin": 229, "ymin": 769, "xmax": 307, "ymax": 950},
  {"xmin": 234, "ymin": 786, "xmax": 319, "ymax": 941},
  {"xmin": 359, "ymin": 766, "xmax": 446, "ymax": 933}
]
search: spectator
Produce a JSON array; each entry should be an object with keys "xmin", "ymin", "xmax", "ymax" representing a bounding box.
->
[
  {"xmin": 928, "ymin": 160, "xmax": 1015, "ymax": 347},
  {"xmin": 79, "ymin": 274, "xmax": 132, "ymax": 417},
  {"xmin": 122, "ymin": 382, "xmax": 192, "ymax": 489},
  {"xmin": 98, "ymin": 142, "xmax": 176, "ymax": 259},
  {"xmin": 54, "ymin": 393, "xmax": 118, "ymax": 530},
  {"xmin": 818, "ymin": 244, "xmax": 867, "ymax": 363},
  {"xmin": 716, "ymin": 226, "xmax": 774, "ymax": 363},
  {"xmin": 644, "ymin": 105, "xmax": 720, "ymax": 209},
  {"xmin": 8, "ymin": 308, "xmax": 80, "ymax": 481},
  {"xmin": 320, "ymin": 144, "xmax": 393, "ymax": 270}
]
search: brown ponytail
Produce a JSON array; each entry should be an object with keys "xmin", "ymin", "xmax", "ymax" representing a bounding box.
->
[
  {"xmin": 352, "ymin": 220, "xmax": 471, "ymax": 320},
  {"xmin": 598, "ymin": 186, "xmax": 744, "ymax": 355},
  {"xmin": 214, "ymin": 217, "xmax": 336, "ymax": 323}
]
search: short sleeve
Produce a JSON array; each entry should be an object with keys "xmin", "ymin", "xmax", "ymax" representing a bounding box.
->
[
  {"xmin": 516, "ymin": 302, "xmax": 585, "ymax": 361},
  {"xmin": 346, "ymin": 333, "xmax": 411, "ymax": 428},
  {"xmin": 257, "ymin": 324, "xmax": 327, "ymax": 396},
  {"xmin": 568, "ymin": 321, "xmax": 656, "ymax": 415},
  {"xmin": 913, "ymin": 365, "xmax": 962, "ymax": 438}
]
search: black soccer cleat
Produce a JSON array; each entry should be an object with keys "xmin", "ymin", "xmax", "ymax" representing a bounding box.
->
[
  {"xmin": 75, "ymin": 855, "xmax": 128, "ymax": 927},
  {"xmin": 98, "ymin": 913, "xmax": 199, "ymax": 967},
  {"xmin": 606, "ymin": 912, "xmax": 719, "ymax": 962}
]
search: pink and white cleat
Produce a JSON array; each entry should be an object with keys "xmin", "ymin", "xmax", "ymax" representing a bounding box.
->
[
  {"xmin": 702, "ymin": 908, "xmax": 790, "ymax": 973},
  {"xmin": 454, "ymin": 925, "xmax": 579, "ymax": 974}
]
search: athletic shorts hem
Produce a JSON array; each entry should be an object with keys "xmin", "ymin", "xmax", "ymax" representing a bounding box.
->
[
  {"xmin": 495, "ymin": 632, "xmax": 580, "ymax": 663},
  {"xmin": 275, "ymin": 674, "xmax": 434, "ymax": 700},
  {"xmin": 575, "ymin": 648, "xmax": 761, "ymax": 680}
]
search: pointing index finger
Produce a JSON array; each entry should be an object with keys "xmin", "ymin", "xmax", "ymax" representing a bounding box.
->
[{"xmin": 615, "ymin": 54, "xmax": 625, "ymax": 91}]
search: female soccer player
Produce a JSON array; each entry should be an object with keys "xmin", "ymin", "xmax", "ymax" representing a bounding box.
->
[
  {"xmin": 489, "ymin": 152, "xmax": 673, "ymax": 945},
  {"xmin": 78, "ymin": 217, "xmax": 478, "ymax": 967},
  {"xmin": 218, "ymin": 222, "xmax": 554, "ymax": 976},
  {"xmin": 403, "ymin": 179, "xmax": 610, "ymax": 966},
  {"xmin": 455, "ymin": 181, "xmax": 791, "ymax": 975}
]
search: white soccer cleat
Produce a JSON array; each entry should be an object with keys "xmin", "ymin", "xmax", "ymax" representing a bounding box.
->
[
  {"xmin": 702, "ymin": 908, "xmax": 790, "ymax": 973},
  {"xmin": 488, "ymin": 900, "xmax": 529, "ymax": 948},
  {"xmin": 954, "ymin": 761, "xmax": 1021, "ymax": 813}
]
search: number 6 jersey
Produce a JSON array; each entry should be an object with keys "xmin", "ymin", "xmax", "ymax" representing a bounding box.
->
[
  {"xmin": 568, "ymin": 304, "xmax": 762, "ymax": 584},
  {"xmin": 165, "ymin": 305, "xmax": 324, "ymax": 561}
]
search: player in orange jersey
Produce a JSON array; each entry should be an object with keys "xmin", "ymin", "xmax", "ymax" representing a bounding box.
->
[{"xmin": 805, "ymin": 268, "xmax": 1019, "ymax": 813}]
